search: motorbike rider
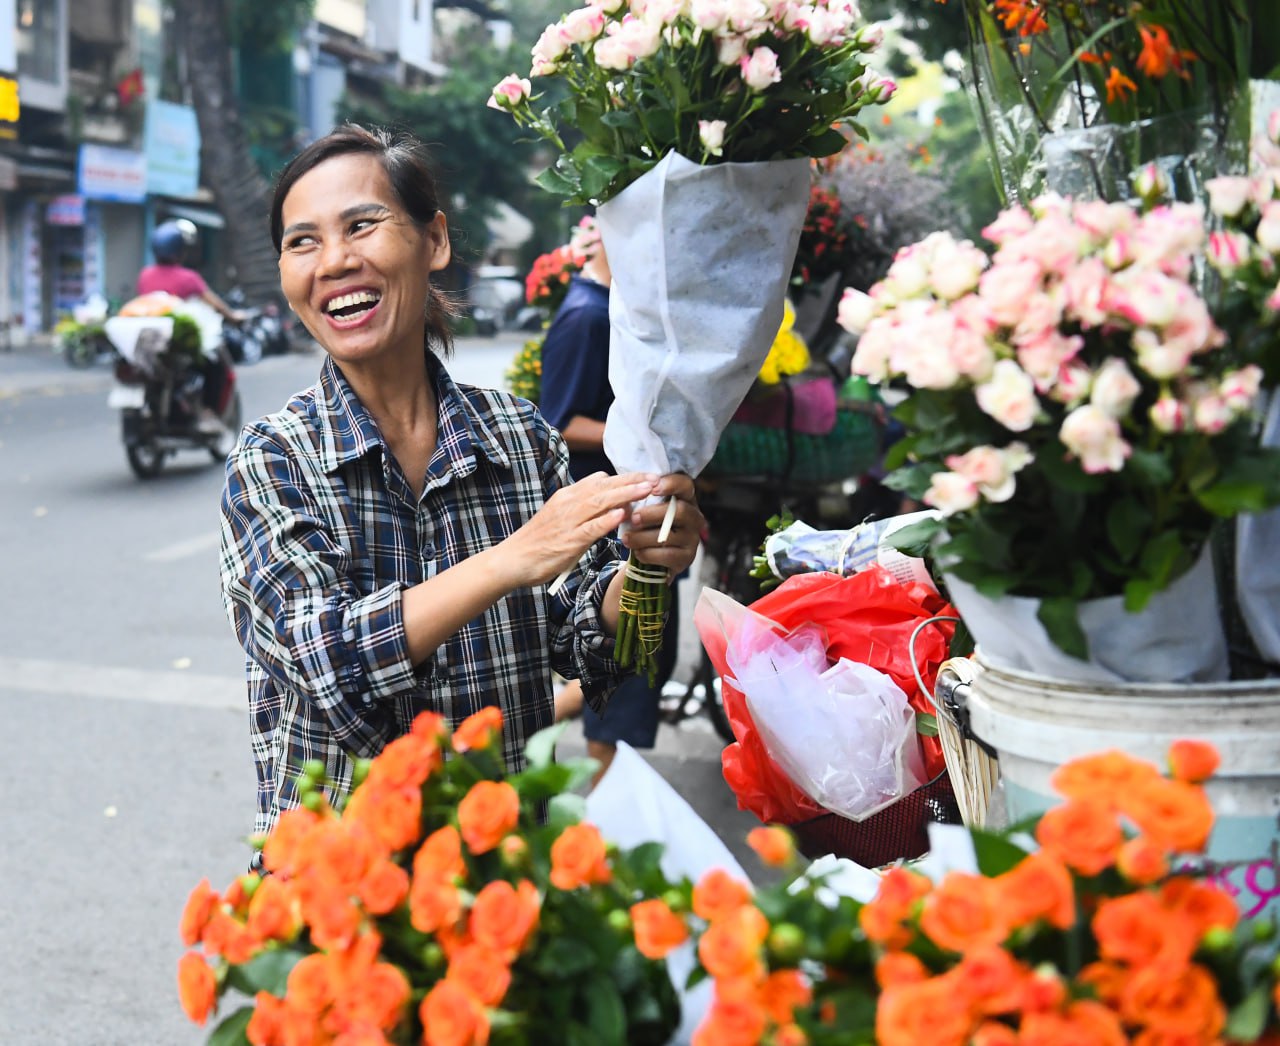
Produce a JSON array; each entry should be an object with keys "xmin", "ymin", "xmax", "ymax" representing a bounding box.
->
[{"xmin": 136, "ymin": 218, "xmax": 246, "ymax": 434}]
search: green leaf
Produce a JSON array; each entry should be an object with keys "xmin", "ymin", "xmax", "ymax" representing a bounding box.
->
[
  {"xmin": 548, "ymin": 791, "xmax": 588, "ymax": 829},
  {"xmin": 1036, "ymin": 596, "xmax": 1089, "ymax": 660},
  {"xmin": 886, "ymin": 517, "xmax": 943, "ymax": 558},
  {"xmin": 524, "ymin": 722, "xmax": 569, "ymax": 770},
  {"xmin": 534, "ymin": 165, "xmax": 579, "ymax": 197},
  {"xmin": 208, "ymin": 1006, "xmax": 254, "ymax": 1046},
  {"xmin": 804, "ymin": 126, "xmax": 850, "ymax": 157},
  {"xmin": 916, "ymin": 712, "xmax": 939, "ymax": 737},
  {"xmin": 1225, "ymin": 984, "xmax": 1270, "ymax": 1041},
  {"xmin": 1126, "ymin": 448, "xmax": 1174, "ymax": 487},
  {"xmin": 534, "ymin": 936, "xmax": 598, "ymax": 977},
  {"xmin": 225, "ymin": 949, "xmax": 303, "ymax": 997},
  {"xmin": 969, "ymin": 827, "xmax": 1032, "ymax": 876},
  {"xmin": 600, "ymin": 109, "xmax": 639, "ymax": 130},
  {"xmin": 585, "ymin": 977, "xmax": 627, "ymax": 1043},
  {"xmin": 1105, "ymin": 498, "xmax": 1150, "ymax": 563}
]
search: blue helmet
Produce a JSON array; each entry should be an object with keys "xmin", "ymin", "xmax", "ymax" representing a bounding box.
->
[{"xmin": 151, "ymin": 219, "xmax": 198, "ymax": 264}]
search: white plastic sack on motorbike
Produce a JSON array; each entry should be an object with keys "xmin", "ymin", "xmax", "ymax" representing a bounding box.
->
[
  {"xmin": 698, "ymin": 587, "xmax": 927, "ymax": 823},
  {"xmin": 586, "ymin": 741, "xmax": 751, "ymax": 1046},
  {"xmin": 104, "ymin": 315, "xmax": 174, "ymax": 370}
]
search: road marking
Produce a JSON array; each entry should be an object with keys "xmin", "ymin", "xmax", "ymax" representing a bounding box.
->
[
  {"xmin": 145, "ymin": 531, "xmax": 221, "ymax": 562},
  {"xmin": 0, "ymin": 655, "xmax": 243, "ymax": 711}
]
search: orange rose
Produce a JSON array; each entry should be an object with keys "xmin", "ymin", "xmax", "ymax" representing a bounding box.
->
[
  {"xmin": 361, "ymin": 730, "xmax": 442, "ymax": 791},
  {"xmin": 294, "ymin": 820, "xmax": 376, "ymax": 888},
  {"xmin": 759, "ymin": 968, "xmax": 813, "ymax": 1025},
  {"xmin": 1167, "ymin": 740, "xmax": 1219, "ymax": 784},
  {"xmin": 1035, "ymin": 798, "xmax": 1124, "ymax": 875},
  {"xmin": 286, "ymin": 953, "xmax": 333, "ymax": 1015},
  {"xmin": 773, "ymin": 1023, "xmax": 808, "ymax": 1046},
  {"xmin": 697, "ymin": 905, "xmax": 770, "ymax": 981},
  {"xmin": 1050, "ymin": 749, "xmax": 1162, "ymax": 808},
  {"xmin": 412, "ymin": 710, "xmax": 447, "ymax": 740},
  {"xmin": 415, "ymin": 825, "xmax": 468, "ymax": 884},
  {"xmin": 245, "ymin": 990, "xmax": 289, "ymax": 1046},
  {"xmin": 409, "ymin": 876, "xmax": 463, "ymax": 935},
  {"xmin": 875, "ymin": 952, "xmax": 929, "ymax": 990},
  {"xmin": 180, "ymin": 878, "xmax": 220, "ymax": 947},
  {"xmin": 300, "ymin": 879, "xmax": 362, "ymax": 951},
  {"xmin": 1159, "ymin": 876, "xmax": 1239, "ymax": 938},
  {"xmin": 859, "ymin": 866, "xmax": 932, "ymax": 950},
  {"xmin": 454, "ymin": 706, "xmax": 503, "ymax": 752},
  {"xmin": 328, "ymin": 961, "xmax": 411, "ymax": 1032},
  {"xmin": 1117, "ymin": 836, "xmax": 1170, "ymax": 885},
  {"xmin": 746, "ymin": 826, "xmax": 796, "ymax": 868},
  {"xmin": 1121, "ymin": 962, "xmax": 1226, "ymax": 1039},
  {"xmin": 1019, "ymin": 967, "xmax": 1066, "ymax": 1014},
  {"xmin": 1078, "ymin": 961, "xmax": 1132, "ymax": 1007},
  {"xmin": 875, "ymin": 976, "xmax": 975, "ymax": 1046},
  {"xmin": 201, "ymin": 908, "xmax": 260, "ymax": 965},
  {"xmin": 1092, "ymin": 893, "xmax": 1196, "ymax": 969},
  {"xmin": 951, "ymin": 946, "xmax": 1028, "ymax": 1015},
  {"xmin": 971, "ymin": 1021, "xmax": 1017, "ymax": 1046},
  {"xmin": 692, "ymin": 868, "xmax": 753, "ymax": 923},
  {"xmin": 1120, "ymin": 778, "xmax": 1214, "ymax": 854},
  {"xmin": 691, "ymin": 995, "xmax": 768, "ymax": 1046},
  {"xmin": 446, "ymin": 944, "xmax": 512, "ymax": 1008},
  {"xmin": 343, "ymin": 783, "xmax": 423, "ymax": 853},
  {"xmin": 919, "ymin": 873, "xmax": 1009, "ymax": 954},
  {"xmin": 469, "ymin": 878, "xmax": 541, "ymax": 959},
  {"xmin": 1020, "ymin": 1000, "xmax": 1126, "ymax": 1046},
  {"xmin": 420, "ymin": 979, "xmax": 489, "ymax": 1046},
  {"xmin": 246, "ymin": 875, "xmax": 301, "ymax": 944},
  {"xmin": 995, "ymin": 852, "xmax": 1075, "ymax": 930},
  {"xmin": 457, "ymin": 780, "xmax": 520, "ymax": 855},
  {"xmin": 261, "ymin": 806, "xmax": 323, "ymax": 875},
  {"xmin": 177, "ymin": 951, "xmax": 217, "ymax": 1026},
  {"xmin": 630, "ymin": 898, "xmax": 691, "ymax": 960},
  {"xmin": 549, "ymin": 822, "xmax": 612, "ymax": 891},
  {"xmin": 358, "ymin": 856, "xmax": 411, "ymax": 915}
]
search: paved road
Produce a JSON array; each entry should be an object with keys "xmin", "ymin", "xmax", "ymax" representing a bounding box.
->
[{"xmin": 0, "ymin": 338, "xmax": 765, "ymax": 1045}]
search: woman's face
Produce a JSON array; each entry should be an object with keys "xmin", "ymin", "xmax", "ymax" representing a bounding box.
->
[{"xmin": 277, "ymin": 152, "xmax": 450, "ymax": 370}]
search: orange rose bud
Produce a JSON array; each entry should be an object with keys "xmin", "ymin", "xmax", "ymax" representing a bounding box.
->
[
  {"xmin": 420, "ymin": 979, "xmax": 489, "ymax": 1046},
  {"xmin": 415, "ymin": 824, "xmax": 467, "ymax": 884},
  {"xmin": 358, "ymin": 857, "xmax": 411, "ymax": 915},
  {"xmin": 409, "ymin": 877, "xmax": 463, "ymax": 935},
  {"xmin": 691, "ymin": 996, "xmax": 769, "ymax": 1046},
  {"xmin": 1035, "ymin": 798, "xmax": 1124, "ymax": 876},
  {"xmin": 875, "ymin": 952, "xmax": 929, "ymax": 990},
  {"xmin": 246, "ymin": 875, "xmax": 301, "ymax": 943},
  {"xmin": 875, "ymin": 976, "xmax": 976, "ymax": 1046},
  {"xmin": 919, "ymin": 872, "xmax": 1009, "ymax": 954},
  {"xmin": 972, "ymin": 1023, "xmax": 1018, "ymax": 1046},
  {"xmin": 1116, "ymin": 835, "xmax": 1169, "ymax": 885},
  {"xmin": 454, "ymin": 705, "xmax": 503, "ymax": 752},
  {"xmin": 245, "ymin": 990, "xmax": 289, "ymax": 1044},
  {"xmin": 177, "ymin": 951, "xmax": 218, "ymax": 1026},
  {"xmin": 630, "ymin": 898, "xmax": 690, "ymax": 959},
  {"xmin": 446, "ymin": 944, "xmax": 512, "ymax": 1008},
  {"xmin": 457, "ymin": 780, "xmax": 520, "ymax": 855},
  {"xmin": 1093, "ymin": 892, "xmax": 1196, "ymax": 969},
  {"xmin": 697, "ymin": 905, "xmax": 770, "ymax": 980},
  {"xmin": 995, "ymin": 852, "xmax": 1076, "ymax": 930},
  {"xmin": 180, "ymin": 878, "xmax": 220, "ymax": 947},
  {"xmin": 549, "ymin": 822, "xmax": 612, "ymax": 891},
  {"xmin": 1050, "ymin": 750, "xmax": 1161, "ymax": 808},
  {"xmin": 1119, "ymin": 962, "xmax": 1226, "ymax": 1040},
  {"xmin": 1167, "ymin": 739, "xmax": 1220, "ymax": 784},
  {"xmin": 470, "ymin": 878, "xmax": 541, "ymax": 959},
  {"xmin": 692, "ymin": 867, "xmax": 753, "ymax": 923},
  {"xmin": 747, "ymin": 825, "xmax": 796, "ymax": 868},
  {"xmin": 1159, "ymin": 877, "xmax": 1240, "ymax": 938},
  {"xmin": 1120, "ymin": 777, "xmax": 1214, "ymax": 854},
  {"xmin": 760, "ymin": 968, "xmax": 813, "ymax": 1025}
]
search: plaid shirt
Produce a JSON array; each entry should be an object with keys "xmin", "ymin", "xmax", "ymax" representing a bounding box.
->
[{"xmin": 220, "ymin": 354, "xmax": 625, "ymax": 836}]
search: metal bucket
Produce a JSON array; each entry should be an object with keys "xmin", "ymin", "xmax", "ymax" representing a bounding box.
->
[{"xmin": 964, "ymin": 658, "xmax": 1280, "ymax": 920}]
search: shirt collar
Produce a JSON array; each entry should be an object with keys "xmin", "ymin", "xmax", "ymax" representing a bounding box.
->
[{"xmin": 313, "ymin": 353, "xmax": 510, "ymax": 476}]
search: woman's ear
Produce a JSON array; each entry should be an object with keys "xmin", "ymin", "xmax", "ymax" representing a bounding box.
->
[{"xmin": 426, "ymin": 211, "xmax": 451, "ymax": 273}]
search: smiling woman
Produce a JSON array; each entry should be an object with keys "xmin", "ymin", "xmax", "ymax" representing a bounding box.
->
[{"xmin": 219, "ymin": 125, "xmax": 706, "ymax": 849}]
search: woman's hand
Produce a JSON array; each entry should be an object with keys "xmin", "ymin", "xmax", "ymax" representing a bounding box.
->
[
  {"xmin": 503, "ymin": 472, "xmax": 660, "ymax": 587},
  {"xmin": 621, "ymin": 473, "xmax": 704, "ymax": 578}
]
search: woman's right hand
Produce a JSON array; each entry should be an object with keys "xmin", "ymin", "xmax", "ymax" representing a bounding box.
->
[{"xmin": 503, "ymin": 472, "xmax": 659, "ymax": 587}]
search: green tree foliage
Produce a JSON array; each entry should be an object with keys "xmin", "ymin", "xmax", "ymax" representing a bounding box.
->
[
  {"xmin": 230, "ymin": 0, "xmax": 314, "ymax": 49},
  {"xmin": 862, "ymin": 0, "xmax": 968, "ymax": 74}
]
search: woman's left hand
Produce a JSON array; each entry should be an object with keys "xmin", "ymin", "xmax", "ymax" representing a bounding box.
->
[{"xmin": 620, "ymin": 473, "xmax": 704, "ymax": 577}]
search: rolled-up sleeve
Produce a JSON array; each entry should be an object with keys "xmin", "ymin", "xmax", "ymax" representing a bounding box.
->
[
  {"xmin": 219, "ymin": 431, "xmax": 416, "ymax": 755},
  {"xmin": 539, "ymin": 425, "xmax": 627, "ymax": 710}
]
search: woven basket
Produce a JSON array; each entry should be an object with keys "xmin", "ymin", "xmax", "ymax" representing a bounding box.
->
[
  {"xmin": 704, "ymin": 405, "xmax": 881, "ymax": 485},
  {"xmin": 788, "ymin": 772, "xmax": 961, "ymax": 867}
]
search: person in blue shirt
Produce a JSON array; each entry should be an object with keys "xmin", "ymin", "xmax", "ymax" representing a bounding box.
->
[{"xmin": 538, "ymin": 231, "xmax": 685, "ymax": 785}]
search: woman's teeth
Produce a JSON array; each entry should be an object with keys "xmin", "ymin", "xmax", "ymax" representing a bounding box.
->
[{"xmin": 327, "ymin": 291, "xmax": 381, "ymax": 318}]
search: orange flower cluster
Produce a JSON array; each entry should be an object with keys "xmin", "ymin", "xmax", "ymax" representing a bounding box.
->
[
  {"xmin": 524, "ymin": 243, "xmax": 585, "ymax": 312},
  {"xmin": 861, "ymin": 741, "xmax": 1273, "ymax": 1046},
  {"xmin": 178, "ymin": 706, "xmax": 687, "ymax": 1046}
]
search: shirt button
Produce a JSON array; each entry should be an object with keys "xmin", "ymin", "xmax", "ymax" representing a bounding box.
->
[{"xmin": 422, "ymin": 542, "xmax": 435, "ymax": 559}]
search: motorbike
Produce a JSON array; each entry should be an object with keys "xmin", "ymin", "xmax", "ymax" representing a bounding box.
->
[
  {"xmin": 222, "ymin": 290, "xmax": 293, "ymax": 364},
  {"xmin": 103, "ymin": 313, "xmax": 242, "ymax": 479}
]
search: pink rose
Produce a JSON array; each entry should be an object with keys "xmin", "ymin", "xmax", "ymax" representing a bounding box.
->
[
  {"xmin": 948, "ymin": 326, "xmax": 996, "ymax": 383},
  {"xmin": 1132, "ymin": 328, "xmax": 1193, "ymax": 380},
  {"xmin": 1049, "ymin": 361, "xmax": 1092, "ymax": 406},
  {"xmin": 1193, "ymin": 394, "xmax": 1233, "ymax": 435},
  {"xmin": 1089, "ymin": 357, "xmax": 1142, "ymax": 418},
  {"xmin": 837, "ymin": 288, "xmax": 876, "ymax": 335},
  {"xmin": 1016, "ymin": 330, "xmax": 1081, "ymax": 392},
  {"xmin": 982, "ymin": 206, "xmax": 1034, "ymax": 245},
  {"xmin": 978, "ymin": 259, "xmax": 1043, "ymax": 326},
  {"xmin": 1010, "ymin": 291, "xmax": 1064, "ymax": 347},
  {"xmin": 850, "ymin": 320, "xmax": 894, "ymax": 382},
  {"xmin": 1207, "ymin": 230, "xmax": 1252, "ymax": 274},
  {"xmin": 1060, "ymin": 404, "xmax": 1131, "ymax": 474},
  {"xmin": 975, "ymin": 359, "xmax": 1040, "ymax": 432},
  {"xmin": 1061, "ymin": 257, "xmax": 1110, "ymax": 328},
  {"xmin": 923, "ymin": 470, "xmax": 980, "ymax": 516},
  {"xmin": 1219, "ymin": 365, "xmax": 1263, "ymax": 413},
  {"xmin": 1206, "ymin": 176, "xmax": 1253, "ymax": 219},
  {"xmin": 1107, "ymin": 268, "xmax": 1182, "ymax": 328},
  {"xmin": 1257, "ymin": 201, "xmax": 1280, "ymax": 255},
  {"xmin": 487, "ymin": 74, "xmax": 533, "ymax": 110},
  {"xmin": 739, "ymin": 46, "xmax": 783, "ymax": 90},
  {"xmin": 929, "ymin": 238, "xmax": 988, "ymax": 300},
  {"xmin": 944, "ymin": 442, "xmax": 1031, "ymax": 503},
  {"xmin": 716, "ymin": 33, "xmax": 748, "ymax": 66},
  {"xmin": 562, "ymin": 5, "xmax": 608, "ymax": 43},
  {"xmin": 1150, "ymin": 396, "xmax": 1189, "ymax": 434},
  {"xmin": 690, "ymin": 0, "xmax": 729, "ymax": 30}
]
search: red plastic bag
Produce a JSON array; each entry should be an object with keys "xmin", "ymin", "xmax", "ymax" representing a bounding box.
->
[{"xmin": 700, "ymin": 566, "xmax": 957, "ymax": 826}]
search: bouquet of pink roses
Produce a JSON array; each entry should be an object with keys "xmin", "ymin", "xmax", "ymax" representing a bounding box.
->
[{"xmin": 837, "ymin": 193, "xmax": 1280, "ymax": 674}]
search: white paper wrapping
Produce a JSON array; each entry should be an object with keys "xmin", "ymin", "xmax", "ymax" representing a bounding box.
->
[
  {"xmin": 1236, "ymin": 390, "xmax": 1280, "ymax": 664},
  {"xmin": 596, "ymin": 152, "xmax": 811, "ymax": 479}
]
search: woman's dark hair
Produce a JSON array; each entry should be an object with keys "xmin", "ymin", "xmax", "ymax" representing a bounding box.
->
[{"xmin": 271, "ymin": 123, "xmax": 456, "ymax": 357}]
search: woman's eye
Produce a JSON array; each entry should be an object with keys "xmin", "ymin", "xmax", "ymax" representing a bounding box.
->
[
  {"xmin": 351, "ymin": 219, "xmax": 376, "ymax": 234},
  {"xmin": 284, "ymin": 235, "xmax": 316, "ymax": 251}
]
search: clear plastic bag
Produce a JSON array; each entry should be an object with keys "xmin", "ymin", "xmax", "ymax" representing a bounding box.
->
[{"xmin": 703, "ymin": 589, "xmax": 928, "ymax": 822}]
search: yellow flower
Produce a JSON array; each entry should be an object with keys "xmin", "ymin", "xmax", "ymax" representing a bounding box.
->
[{"xmin": 757, "ymin": 301, "xmax": 810, "ymax": 385}]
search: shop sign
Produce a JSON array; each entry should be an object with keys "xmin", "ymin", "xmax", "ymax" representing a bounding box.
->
[
  {"xmin": 144, "ymin": 101, "xmax": 201, "ymax": 198},
  {"xmin": 46, "ymin": 195, "xmax": 87, "ymax": 226},
  {"xmin": 78, "ymin": 144, "xmax": 148, "ymax": 202},
  {"xmin": 0, "ymin": 72, "xmax": 18, "ymax": 141}
]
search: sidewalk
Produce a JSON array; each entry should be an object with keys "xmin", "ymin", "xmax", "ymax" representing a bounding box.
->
[{"xmin": 0, "ymin": 331, "xmax": 112, "ymax": 399}]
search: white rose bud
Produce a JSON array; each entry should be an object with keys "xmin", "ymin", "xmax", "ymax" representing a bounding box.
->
[
  {"xmin": 837, "ymin": 287, "xmax": 876, "ymax": 335},
  {"xmin": 697, "ymin": 119, "xmax": 727, "ymax": 157},
  {"xmin": 1206, "ymin": 176, "xmax": 1253, "ymax": 219}
]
